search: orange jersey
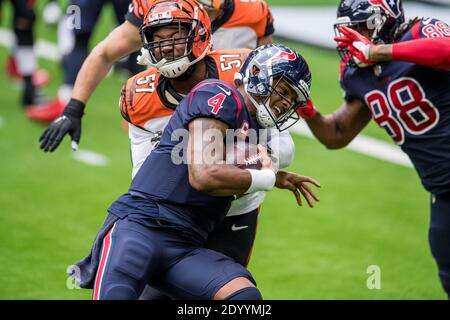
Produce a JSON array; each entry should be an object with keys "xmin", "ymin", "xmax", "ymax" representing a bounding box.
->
[
  {"xmin": 211, "ymin": 0, "xmax": 274, "ymax": 49},
  {"xmin": 120, "ymin": 48, "xmax": 251, "ymax": 130},
  {"xmin": 214, "ymin": 0, "xmax": 274, "ymax": 39},
  {"xmin": 125, "ymin": 0, "xmax": 274, "ymax": 49}
]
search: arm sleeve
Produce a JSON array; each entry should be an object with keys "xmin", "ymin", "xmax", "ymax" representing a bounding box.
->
[
  {"xmin": 392, "ymin": 19, "xmax": 450, "ymax": 70},
  {"xmin": 392, "ymin": 37, "xmax": 450, "ymax": 70}
]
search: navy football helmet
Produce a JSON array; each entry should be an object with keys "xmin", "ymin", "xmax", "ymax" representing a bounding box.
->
[
  {"xmin": 235, "ymin": 44, "xmax": 311, "ymax": 131},
  {"xmin": 334, "ymin": 0, "xmax": 405, "ymax": 66}
]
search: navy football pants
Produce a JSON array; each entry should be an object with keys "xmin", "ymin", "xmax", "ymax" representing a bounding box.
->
[
  {"xmin": 93, "ymin": 217, "xmax": 256, "ymax": 300},
  {"xmin": 11, "ymin": 0, "xmax": 36, "ymax": 46},
  {"xmin": 63, "ymin": 0, "xmax": 143, "ymax": 86},
  {"xmin": 139, "ymin": 208, "xmax": 260, "ymax": 300},
  {"xmin": 429, "ymin": 192, "xmax": 450, "ymax": 298}
]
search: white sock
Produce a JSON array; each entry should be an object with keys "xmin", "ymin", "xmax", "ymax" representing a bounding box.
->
[{"xmin": 15, "ymin": 46, "xmax": 37, "ymax": 76}]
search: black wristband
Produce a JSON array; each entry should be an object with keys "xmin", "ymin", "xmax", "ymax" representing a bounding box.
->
[{"xmin": 63, "ymin": 98, "xmax": 86, "ymax": 118}]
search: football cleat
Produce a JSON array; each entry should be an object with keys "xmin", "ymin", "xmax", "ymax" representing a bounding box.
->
[
  {"xmin": 5, "ymin": 56, "xmax": 50, "ymax": 87},
  {"xmin": 26, "ymin": 99, "xmax": 65, "ymax": 123}
]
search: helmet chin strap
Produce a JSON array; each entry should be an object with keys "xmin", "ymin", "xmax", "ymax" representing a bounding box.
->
[
  {"xmin": 136, "ymin": 48, "xmax": 153, "ymax": 66},
  {"xmin": 137, "ymin": 48, "xmax": 169, "ymax": 68},
  {"xmin": 158, "ymin": 56, "xmax": 191, "ymax": 78},
  {"xmin": 155, "ymin": 57, "xmax": 168, "ymax": 69},
  {"xmin": 153, "ymin": 42, "xmax": 212, "ymax": 79},
  {"xmin": 172, "ymin": 61, "xmax": 197, "ymax": 81}
]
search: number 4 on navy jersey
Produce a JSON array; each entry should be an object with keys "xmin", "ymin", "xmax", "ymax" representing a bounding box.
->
[{"xmin": 208, "ymin": 93, "xmax": 226, "ymax": 115}]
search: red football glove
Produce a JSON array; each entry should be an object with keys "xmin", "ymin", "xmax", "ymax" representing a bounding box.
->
[
  {"xmin": 334, "ymin": 26, "xmax": 374, "ymax": 67},
  {"xmin": 297, "ymin": 99, "xmax": 317, "ymax": 120}
]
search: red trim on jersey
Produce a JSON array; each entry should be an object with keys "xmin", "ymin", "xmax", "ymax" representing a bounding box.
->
[
  {"xmin": 93, "ymin": 224, "xmax": 115, "ymax": 300},
  {"xmin": 188, "ymin": 81, "xmax": 219, "ymax": 112},
  {"xmin": 392, "ymin": 37, "xmax": 450, "ymax": 70},
  {"xmin": 220, "ymin": 82, "xmax": 243, "ymax": 119},
  {"xmin": 410, "ymin": 21, "xmax": 422, "ymax": 40},
  {"xmin": 190, "ymin": 81, "xmax": 218, "ymax": 95}
]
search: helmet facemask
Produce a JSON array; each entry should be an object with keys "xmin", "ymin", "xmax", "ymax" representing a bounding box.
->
[
  {"xmin": 139, "ymin": 2, "xmax": 211, "ymax": 78},
  {"xmin": 334, "ymin": 0, "xmax": 405, "ymax": 68},
  {"xmin": 334, "ymin": 7, "xmax": 387, "ymax": 67},
  {"xmin": 244, "ymin": 65, "xmax": 309, "ymax": 132}
]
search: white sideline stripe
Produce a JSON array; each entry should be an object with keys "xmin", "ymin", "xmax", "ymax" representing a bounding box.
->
[
  {"xmin": 0, "ymin": 28, "xmax": 61, "ymax": 61},
  {"xmin": 72, "ymin": 149, "xmax": 109, "ymax": 167},
  {"xmin": 0, "ymin": 27, "xmax": 413, "ymax": 168},
  {"xmin": 289, "ymin": 124, "xmax": 413, "ymax": 168}
]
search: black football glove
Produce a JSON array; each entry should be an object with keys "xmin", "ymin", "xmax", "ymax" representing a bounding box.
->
[{"xmin": 39, "ymin": 98, "xmax": 85, "ymax": 152}]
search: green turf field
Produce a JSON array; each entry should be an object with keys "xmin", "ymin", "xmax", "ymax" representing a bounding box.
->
[{"xmin": 0, "ymin": 1, "xmax": 446, "ymax": 299}]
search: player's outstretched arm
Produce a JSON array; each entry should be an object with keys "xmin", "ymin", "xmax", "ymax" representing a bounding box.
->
[
  {"xmin": 39, "ymin": 21, "xmax": 142, "ymax": 152},
  {"xmin": 375, "ymin": 37, "xmax": 450, "ymax": 71},
  {"xmin": 298, "ymin": 98, "xmax": 371, "ymax": 149},
  {"xmin": 71, "ymin": 21, "xmax": 142, "ymax": 104},
  {"xmin": 335, "ymin": 25, "xmax": 450, "ymax": 71},
  {"xmin": 187, "ymin": 118, "xmax": 275, "ymax": 196}
]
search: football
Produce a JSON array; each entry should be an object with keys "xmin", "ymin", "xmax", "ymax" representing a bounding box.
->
[{"xmin": 225, "ymin": 140, "xmax": 263, "ymax": 170}]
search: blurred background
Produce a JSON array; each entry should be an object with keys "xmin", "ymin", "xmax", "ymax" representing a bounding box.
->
[{"xmin": 0, "ymin": 0, "xmax": 449, "ymax": 299}]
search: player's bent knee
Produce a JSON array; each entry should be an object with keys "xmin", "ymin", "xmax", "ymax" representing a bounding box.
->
[
  {"xmin": 429, "ymin": 227, "xmax": 450, "ymax": 295},
  {"xmin": 224, "ymin": 287, "xmax": 262, "ymax": 300},
  {"xmin": 101, "ymin": 284, "xmax": 139, "ymax": 300},
  {"xmin": 429, "ymin": 227, "xmax": 450, "ymax": 264},
  {"xmin": 213, "ymin": 277, "xmax": 257, "ymax": 300}
]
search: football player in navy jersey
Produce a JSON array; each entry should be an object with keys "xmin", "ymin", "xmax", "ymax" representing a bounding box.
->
[
  {"xmin": 69, "ymin": 44, "xmax": 319, "ymax": 300},
  {"xmin": 298, "ymin": 0, "xmax": 450, "ymax": 297}
]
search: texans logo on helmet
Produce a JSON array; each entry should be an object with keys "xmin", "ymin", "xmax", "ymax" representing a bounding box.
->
[
  {"xmin": 256, "ymin": 47, "xmax": 296, "ymax": 66},
  {"xmin": 368, "ymin": 0, "xmax": 402, "ymax": 18},
  {"xmin": 272, "ymin": 50, "xmax": 296, "ymax": 62}
]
